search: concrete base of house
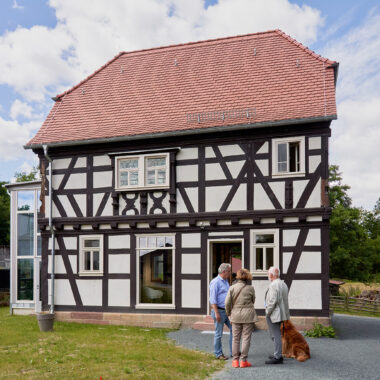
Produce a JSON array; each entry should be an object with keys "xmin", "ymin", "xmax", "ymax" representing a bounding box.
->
[
  {"xmin": 52, "ymin": 311, "xmax": 331, "ymax": 331},
  {"xmin": 12, "ymin": 308, "xmax": 35, "ymax": 315}
]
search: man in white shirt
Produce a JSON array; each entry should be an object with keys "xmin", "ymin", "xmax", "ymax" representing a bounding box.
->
[{"xmin": 264, "ymin": 266, "xmax": 290, "ymax": 364}]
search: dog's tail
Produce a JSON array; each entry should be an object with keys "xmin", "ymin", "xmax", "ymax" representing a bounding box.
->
[{"xmin": 294, "ymin": 346, "xmax": 310, "ymax": 362}]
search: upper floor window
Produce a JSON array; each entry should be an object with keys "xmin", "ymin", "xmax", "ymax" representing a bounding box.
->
[
  {"xmin": 116, "ymin": 153, "xmax": 169, "ymax": 190},
  {"xmin": 272, "ymin": 137, "xmax": 305, "ymax": 177},
  {"xmin": 79, "ymin": 235, "xmax": 103, "ymax": 276},
  {"xmin": 251, "ymin": 229, "xmax": 279, "ymax": 276}
]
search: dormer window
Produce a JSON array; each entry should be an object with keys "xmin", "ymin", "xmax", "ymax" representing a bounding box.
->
[
  {"xmin": 116, "ymin": 153, "xmax": 170, "ymax": 190},
  {"xmin": 272, "ymin": 137, "xmax": 305, "ymax": 177}
]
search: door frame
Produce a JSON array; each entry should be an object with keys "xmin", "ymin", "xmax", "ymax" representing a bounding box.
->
[{"xmin": 207, "ymin": 238, "xmax": 244, "ymax": 315}]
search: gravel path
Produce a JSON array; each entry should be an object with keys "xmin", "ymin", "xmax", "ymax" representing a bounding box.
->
[{"xmin": 168, "ymin": 314, "xmax": 380, "ymax": 380}]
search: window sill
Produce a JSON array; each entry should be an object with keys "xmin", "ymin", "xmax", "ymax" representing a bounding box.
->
[
  {"xmin": 272, "ymin": 171, "xmax": 305, "ymax": 178},
  {"xmin": 78, "ymin": 272, "xmax": 104, "ymax": 277},
  {"xmin": 135, "ymin": 304, "xmax": 175, "ymax": 310},
  {"xmin": 114, "ymin": 185, "xmax": 170, "ymax": 192}
]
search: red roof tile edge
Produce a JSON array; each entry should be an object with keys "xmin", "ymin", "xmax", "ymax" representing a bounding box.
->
[{"xmin": 54, "ymin": 29, "xmax": 336, "ymax": 101}]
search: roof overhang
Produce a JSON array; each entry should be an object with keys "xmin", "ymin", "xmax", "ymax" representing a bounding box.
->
[
  {"xmin": 3, "ymin": 180, "xmax": 42, "ymax": 190},
  {"xmin": 25, "ymin": 114, "xmax": 336, "ymax": 150}
]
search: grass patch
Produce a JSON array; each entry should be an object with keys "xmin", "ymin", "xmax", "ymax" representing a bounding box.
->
[
  {"xmin": 0, "ymin": 307, "xmax": 224, "ymax": 379},
  {"xmin": 336, "ymin": 280, "xmax": 380, "ymax": 294},
  {"xmin": 304, "ymin": 323, "xmax": 335, "ymax": 338}
]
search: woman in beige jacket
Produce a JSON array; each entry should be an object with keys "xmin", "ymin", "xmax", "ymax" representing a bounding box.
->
[{"xmin": 225, "ymin": 268, "xmax": 258, "ymax": 368}]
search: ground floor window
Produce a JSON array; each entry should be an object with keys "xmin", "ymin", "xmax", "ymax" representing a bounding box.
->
[
  {"xmin": 17, "ymin": 258, "xmax": 33, "ymax": 301},
  {"xmin": 79, "ymin": 235, "xmax": 104, "ymax": 276},
  {"xmin": 137, "ymin": 235, "xmax": 174, "ymax": 306},
  {"xmin": 251, "ymin": 229, "xmax": 279, "ymax": 276}
]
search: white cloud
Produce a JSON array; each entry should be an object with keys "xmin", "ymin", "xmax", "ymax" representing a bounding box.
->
[
  {"xmin": 0, "ymin": 116, "xmax": 42, "ymax": 161},
  {"xmin": 324, "ymin": 11, "xmax": 380, "ymax": 210},
  {"xmin": 10, "ymin": 99, "xmax": 43, "ymax": 119},
  {"xmin": 12, "ymin": 0, "xmax": 24, "ymax": 10}
]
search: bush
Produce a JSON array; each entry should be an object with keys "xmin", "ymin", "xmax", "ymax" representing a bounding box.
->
[{"xmin": 304, "ymin": 323, "xmax": 335, "ymax": 338}]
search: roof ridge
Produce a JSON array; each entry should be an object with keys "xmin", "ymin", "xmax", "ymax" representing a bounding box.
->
[
  {"xmin": 275, "ymin": 29, "xmax": 336, "ymax": 65},
  {"xmin": 54, "ymin": 30, "xmax": 279, "ymax": 100}
]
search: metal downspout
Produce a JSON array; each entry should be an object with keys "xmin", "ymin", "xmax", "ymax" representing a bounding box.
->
[
  {"xmin": 43, "ymin": 145, "xmax": 55, "ymax": 314},
  {"xmin": 6, "ymin": 188, "xmax": 12, "ymax": 315}
]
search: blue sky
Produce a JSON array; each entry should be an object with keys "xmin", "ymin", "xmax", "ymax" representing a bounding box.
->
[{"xmin": 0, "ymin": 0, "xmax": 379, "ymax": 210}]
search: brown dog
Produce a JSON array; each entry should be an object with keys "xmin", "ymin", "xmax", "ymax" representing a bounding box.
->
[{"xmin": 281, "ymin": 320, "xmax": 310, "ymax": 362}]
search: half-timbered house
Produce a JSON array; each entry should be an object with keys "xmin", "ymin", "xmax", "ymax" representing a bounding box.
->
[{"xmin": 21, "ymin": 30, "xmax": 338, "ymax": 327}]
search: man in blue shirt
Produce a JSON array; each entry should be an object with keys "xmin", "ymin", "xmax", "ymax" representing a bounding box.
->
[{"xmin": 209, "ymin": 263, "xmax": 232, "ymax": 360}]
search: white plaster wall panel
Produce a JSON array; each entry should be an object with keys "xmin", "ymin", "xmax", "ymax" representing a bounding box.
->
[
  {"xmin": 206, "ymin": 186, "xmax": 231, "ymax": 212},
  {"xmin": 176, "ymin": 221, "xmax": 190, "ymax": 227},
  {"xmin": 217, "ymin": 220, "xmax": 231, "ymax": 225},
  {"xmin": 309, "ymin": 136, "xmax": 321, "ymax": 150},
  {"xmin": 81, "ymin": 225, "xmax": 92, "ymax": 230},
  {"xmin": 101, "ymin": 194, "xmax": 113, "ymax": 216},
  {"xmin": 181, "ymin": 254, "xmax": 201, "ymax": 274},
  {"xmin": 289, "ymin": 280, "xmax": 322, "ymax": 309},
  {"xmin": 205, "ymin": 147, "xmax": 216, "ymax": 158},
  {"xmin": 227, "ymin": 184, "xmax": 246, "ymax": 211},
  {"xmin": 64, "ymin": 173, "xmax": 86, "ymax": 189},
  {"xmin": 226, "ymin": 160, "xmax": 245, "ymax": 178},
  {"xmin": 176, "ymin": 188, "xmax": 198, "ymax": 213},
  {"xmin": 148, "ymin": 192, "xmax": 170, "ymax": 214},
  {"xmin": 52, "ymin": 202, "xmax": 60, "ymax": 218},
  {"xmin": 269, "ymin": 181, "xmax": 285, "ymax": 208},
  {"xmin": 109, "ymin": 254, "xmax": 130, "ymax": 274},
  {"xmin": 108, "ymin": 279, "xmax": 130, "ymax": 307},
  {"xmin": 256, "ymin": 159, "xmax": 269, "ymax": 176},
  {"xmin": 93, "ymin": 193, "xmax": 103, "ymax": 216},
  {"xmin": 48, "ymin": 255, "xmax": 77, "ymax": 274},
  {"xmin": 73, "ymin": 194, "xmax": 86, "ymax": 217},
  {"xmin": 48, "ymin": 255, "xmax": 66, "ymax": 274},
  {"xmin": 52, "ymin": 174, "xmax": 64, "ymax": 190},
  {"xmin": 284, "ymin": 217, "xmax": 299, "ymax": 223},
  {"xmin": 306, "ymin": 179, "xmax": 321, "ymax": 208},
  {"xmin": 293, "ymin": 180, "xmax": 308, "ymax": 206},
  {"xmin": 209, "ymin": 231, "xmax": 243, "ymax": 236},
  {"xmin": 254, "ymin": 183, "xmax": 275, "ymax": 210},
  {"xmin": 156, "ymin": 222, "xmax": 169, "ymax": 228},
  {"xmin": 48, "ymin": 237, "xmax": 60, "ymax": 250},
  {"xmin": 63, "ymin": 237, "xmax": 77, "ymax": 250},
  {"xmin": 306, "ymin": 216, "xmax": 323, "ymax": 222},
  {"xmin": 53, "ymin": 158, "xmax": 71, "ymax": 170},
  {"xmin": 74, "ymin": 157, "xmax": 87, "ymax": 168},
  {"xmin": 282, "ymin": 252, "xmax": 293, "ymax": 274},
  {"xmin": 219, "ymin": 144, "xmax": 244, "ymax": 156},
  {"xmin": 109, "ymin": 234, "xmax": 130, "ymax": 249},
  {"xmin": 305, "ymin": 229, "xmax": 321, "ymax": 246},
  {"xmin": 93, "ymin": 155, "xmax": 111, "ymax": 166},
  {"xmin": 309, "ymin": 155, "xmax": 321, "ymax": 173},
  {"xmin": 260, "ymin": 218, "xmax": 275, "ymax": 224},
  {"xmin": 137, "ymin": 222, "xmax": 149, "ymax": 228},
  {"xmin": 63, "ymin": 226, "xmax": 74, "ymax": 230},
  {"xmin": 251, "ymin": 280, "xmax": 271, "ymax": 308},
  {"xmin": 296, "ymin": 252, "xmax": 321, "ymax": 273},
  {"xmin": 239, "ymin": 219, "xmax": 253, "ymax": 224},
  {"xmin": 177, "ymin": 147, "xmax": 198, "ymax": 160},
  {"xmin": 177, "ymin": 165, "xmax": 198, "ymax": 182},
  {"xmin": 182, "ymin": 233, "xmax": 201, "ymax": 248},
  {"xmin": 76, "ymin": 279, "xmax": 102, "ymax": 306},
  {"xmin": 93, "ymin": 171, "xmax": 112, "ymax": 188},
  {"xmin": 57, "ymin": 195, "xmax": 76, "ymax": 217},
  {"xmin": 206, "ymin": 163, "xmax": 226, "ymax": 181},
  {"xmin": 48, "ymin": 279, "xmax": 75, "ymax": 305},
  {"xmin": 256, "ymin": 141, "xmax": 269, "ymax": 154},
  {"xmin": 181, "ymin": 280, "xmax": 201, "ymax": 308},
  {"xmin": 283, "ymin": 229, "xmax": 300, "ymax": 247}
]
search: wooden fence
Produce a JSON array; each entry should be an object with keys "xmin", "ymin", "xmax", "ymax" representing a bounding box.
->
[{"xmin": 330, "ymin": 296, "xmax": 380, "ymax": 315}]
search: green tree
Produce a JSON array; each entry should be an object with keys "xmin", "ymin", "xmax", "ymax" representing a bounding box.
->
[
  {"xmin": 329, "ymin": 166, "xmax": 380, "ymax": 282},
  {"xmin": 14, "ymin": 166, "xmax": 39, "ymax": 182},
  {"xmin": 0, "ymin": 182, "xmax": 10, "ymax": 245}
]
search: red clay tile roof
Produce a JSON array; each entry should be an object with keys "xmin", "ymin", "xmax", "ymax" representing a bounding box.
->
[{"xmin": 26, "ymin": 29, "xmax": 338, "ymax": 147}]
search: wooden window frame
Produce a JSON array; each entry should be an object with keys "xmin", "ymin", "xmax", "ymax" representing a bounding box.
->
[
  {"xmin": 250, "ymin": 229, "xmax": 279, "ymax": 277},
  {"xmin": 272, "ymin": 137, "xmax": 305, "ymax": 177},
  {"xmin": 79, "ymin": 235, "xmax": 104, "ymax": 276},
  {"xmin": 115, "ymin": 153, "xmax": 170, "ymax": 191}
]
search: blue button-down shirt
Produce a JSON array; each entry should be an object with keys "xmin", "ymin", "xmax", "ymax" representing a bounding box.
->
[{"xmin": 209, "ymin": 275, "xmax": 230, "ymax": 308}]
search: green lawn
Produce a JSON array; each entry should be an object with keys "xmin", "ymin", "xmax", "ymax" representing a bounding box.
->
[{"xmin": 0, "ymin": 308, "xmax": 224, "ymax": 379}]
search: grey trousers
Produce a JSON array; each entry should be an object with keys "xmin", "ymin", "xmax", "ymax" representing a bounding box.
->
[
  {"xmin": 266, "ymin": 315, "xmax": 282, "ymax": 359},
  {"xmin": 232, "ymin": 322, "xmax": 254, "ymax": 361}
]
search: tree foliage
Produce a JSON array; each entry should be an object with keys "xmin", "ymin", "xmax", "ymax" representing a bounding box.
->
[
  {"xmin": 329, "ymin": 165, "xmax": 380, "ymax": 282},
  {"xmin": 0, "ymin": 181, "xmax": 10, "ymax": 245},
  {"xmin": 14, "ymin": 166, "xmax": 39, "ymax": 182}
]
